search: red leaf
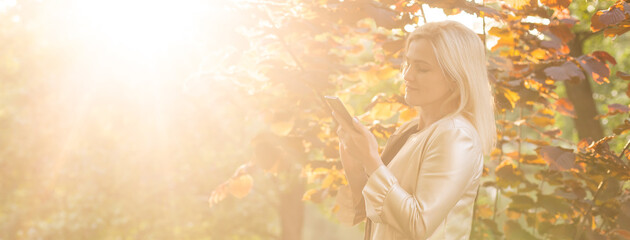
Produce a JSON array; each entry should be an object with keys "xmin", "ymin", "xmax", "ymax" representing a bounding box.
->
[
  {"xmin": 591, "ymin": 51, "xmax": 617, "ymax": 65},
  {"xmin": 549, "ymin": 24, "xmax": 575, "ymax": 43},
  {"xmin": 591, "ymin": 2, "xmax": 629, "ymax": 32},
  {"xmin": 537, "ymin": 146, "xmax": 577, "ymax": 171},
  {"xmin": 577, "ymin": 54, "xmax": 610, "ymax": 84},
  {"xmin": 475, "ymin": 5, "xmax": 503, "ymax": 20},
  {"xmin": 544, "ymin": 61, "xmax": 585, "ymax": 82},
  {"xmin": 617, "ymin": 71, "xmax": 630, "ymax": 80},
  {"xmin": 607, "ymin": 103, "xmax": 630, "ymax": 115}
]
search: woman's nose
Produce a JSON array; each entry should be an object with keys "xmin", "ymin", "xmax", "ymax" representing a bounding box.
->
[{"xmin": 403, "ymin": 70, "xmax": 414, "ymax": 82}]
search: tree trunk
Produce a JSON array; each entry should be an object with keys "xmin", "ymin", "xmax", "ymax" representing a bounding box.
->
[
  {"xmin": 279, "ymin": 174, "xmax": 305, "ymax": 240},
  {"xmin": 563, "ymin": 33, "xmax": 604, "ymax": 141}
]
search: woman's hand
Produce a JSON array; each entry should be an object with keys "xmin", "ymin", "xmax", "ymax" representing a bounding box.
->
[{"xmin": 333, "ymin": 112, "xmax": 384, "ymax": 176}]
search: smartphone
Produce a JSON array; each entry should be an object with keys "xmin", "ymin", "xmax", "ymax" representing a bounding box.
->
[{"xmin": 324, "ymin": 96, "xmax": 355, "ymax": 127}]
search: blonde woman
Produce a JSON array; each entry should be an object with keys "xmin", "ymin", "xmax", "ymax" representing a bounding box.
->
[{"xmin": 333, "ymin": 20, "xmax": 497, "ymax": 239}]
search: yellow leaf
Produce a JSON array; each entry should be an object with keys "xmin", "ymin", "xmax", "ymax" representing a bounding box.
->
[
  {"xmin": 302, "ymin": 189, "xmax": 318, "ymax": 201},
  {"xmin": 531, "ymin": 48, "xmax": 547, "ymax": 60},
  {"xmin": 506, "ymin": 0, "xmax": 530, "ymax": 9},
  {"xmin": 377, "ymin": 65, "xmax": 399, "ymax": 80},
  {"xmin": 539, "ymin": 108, "xmax": 555, "ymax": 117},
  {"xmin": 502, "ymin": 87, "xmax": 520, "ymax": 109},
  {"xmin": 228, "ymin": 174, "xmax": 253, "ymax": 199},
  {"xmin": 359, "ymin": 69, "xmax": 380, "ymax": 86},
  {"xmin": 399, "ymin": 107, "xmax": 418, "ymax": 123},
  {"xmin": 322, "ymin": 173, "xmax": 335, "ymax": 188},
  {"xmin": 371, "ymin": 102, "xmax": 403, "ymax": 120},
  {"xmin": 531, "ymin": 116, "xmax": 555, "ymax": 128}
]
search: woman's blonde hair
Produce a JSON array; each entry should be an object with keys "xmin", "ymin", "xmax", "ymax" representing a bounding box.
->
[{"xmin": 404, "ymin": 20, "xmax": 497, "ymax": 156}]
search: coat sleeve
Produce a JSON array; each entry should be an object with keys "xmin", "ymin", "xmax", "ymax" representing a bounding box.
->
[
  {"xmin": 361, "ymin": 127, "xmax": 482, "ymax": 239},
  {"xmin": 334, "ymin": 182, "xmax": 367, "ymax": 226},
  {"xmin": 334, "ymin": 120, "xmax": 414, "ymax": 226}
]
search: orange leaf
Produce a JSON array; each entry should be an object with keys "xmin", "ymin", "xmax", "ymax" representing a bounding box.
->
[
  {"xmin": 229, "ymin": 174, "xmax": 253, "ymax": 199},
  {"xmin": 554, "ymin": 98, "xmax": 576, "ymax": 118},
  {"xmin": 541, "ymin": 0, "xmax": 572, "ymax": 9},
  {"xmin": 530, "ymin": 48, "xmax": 547, "ymax": 60}
]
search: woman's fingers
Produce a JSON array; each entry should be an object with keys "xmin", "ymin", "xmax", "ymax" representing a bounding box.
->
[{"xmin": 332, "ymin": 111, "xmax": 358, "ymax": 134}]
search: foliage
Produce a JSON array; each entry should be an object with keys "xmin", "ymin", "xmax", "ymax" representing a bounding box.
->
[{"xmin": 206, "ymin": 0, "xmax": 630, "ymax": 239}]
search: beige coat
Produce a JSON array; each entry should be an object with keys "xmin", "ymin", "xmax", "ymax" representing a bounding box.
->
[{"xmin": 335, "ymin": 113, "xmax": 483, "ymax": 239}]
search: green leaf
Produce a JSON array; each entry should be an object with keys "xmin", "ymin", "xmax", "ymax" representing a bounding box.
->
[
  {"xmin": 537, "ymin": 193, "xmax": 572, "ymax": 215},
  {"xmin": 503, "ymin": 220, "xmax": 537, "ymax": 240}
]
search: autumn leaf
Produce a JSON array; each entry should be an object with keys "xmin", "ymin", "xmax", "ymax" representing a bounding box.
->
[
  {"xmin": 508, "ymin": 195, "xmax": 536, "ymax": 211},
  {"xmin": 504, "ymin": 220, "xmax": 536, "ymax": 239},
  {"xmin": 591, "ymin": 2, "xmax": 628, "ymax": 32},
  {"xmin": 537, "ymin": 193, "xmax": 572, "ymax": 214},
  {"xmin": 544, "ymin": 61, "xmax": 585, "ymax": 83},
  {"xmin": 370, "ymin": 102, "xmax": 402, "ymax": 120},
  {"xmin": 501, "ymin": 87, "xmax": 520, "ymax": 109},
  {"xmin": 617, "ymin": 71, "xmax": 630, "ymax": 80},
  {"xmin": 537, "ymin": 146, "xmax": 577, "ymax": 171},
  {"xmin": 505, "ymin": 0, "xmax": 530, "ymax": 10},
  {"xmin": 531, "ymin": 115, "xmax": 555, "ymax": 128},
  {"xmin": 607, "ymin": 103, "xmax": 630, "ymax": 115},
  {"xmin": 520, "ymin": 154, "xmax": 548, "ymax": 165},
  {"xmin": 541, "ymin": 0, "xmax": 572, "ymax": 9},
  {"xmin": 477, "ymin": 204, "xmax": 494, "ymax": 218},
  {"xmin": 597, "ymin": 179, "xmax": 621, "ymax": 203},
  {"xmin": 495, "ymin": 160, "xmax": 524, "ymax": 188},
  {"xmin": 398, "ymin": 107, "xmax": 417, "ymax": 123},
  {"xmin": 302, "ymin": 188, "xmax": 328, "ymax": 203},
  {"xmin": 577, "ymin": 54, "xmax": 611, "ymax": 84},
  {"xmin": 382, "ymin": 38, "xmax": 404, "ymax": 54},
  {"xmin": 376, "ymin": 65, "xmax": 399, "ymax": 80},
  {"xmin": 613, "ymin": 119, "xmax": 630, "ymax": 135},
  {"xmin": 229, "ymin": 174, "xmax": 254, "ymax": 199},
  {"xmin": 302, "ymin": 189, "xmax": 318, "ymax": 201},
  {"xmin": 543, "ymin": 128, "xmax": 562, "ymax": 138},
  {"xmin": 553, "ymin": 98, "xmax": 576, "ymax": 118},
  {"xmin": 592, "ymin": 51, "xmax": 617, "ymax": 65}
]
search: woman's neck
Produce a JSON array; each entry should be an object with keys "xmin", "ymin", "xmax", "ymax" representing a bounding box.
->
[{"xmin": 416, "ymin": 100, "xmax": 458, "ymax": 131}]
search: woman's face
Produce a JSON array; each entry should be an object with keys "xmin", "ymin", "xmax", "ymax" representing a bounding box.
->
[{"xmin": 403, "ymin": 38, "xmax": 454, "ymax": 108}]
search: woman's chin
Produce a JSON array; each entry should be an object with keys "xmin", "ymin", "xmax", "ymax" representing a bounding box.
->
[{"xmin": 404, "ymin": 94, "xmax": 421, "ymax": 107}]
